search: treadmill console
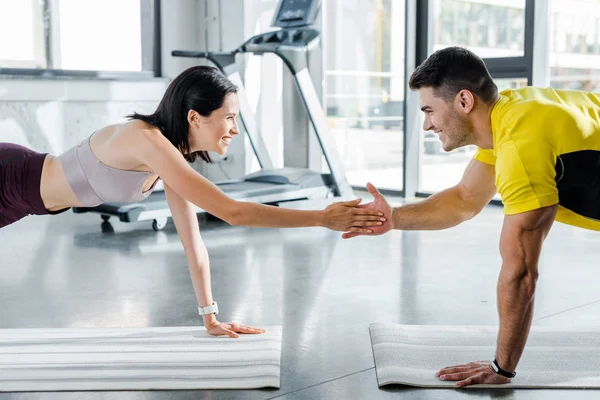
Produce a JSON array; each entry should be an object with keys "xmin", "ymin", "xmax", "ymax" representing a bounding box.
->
[
  {"xmin": 239, "ymin": 0, "xmax": 321, "ymax": 54},
  {"xmin": 271, "ymin": 0, "xmax": 321, "ymax": 28}
]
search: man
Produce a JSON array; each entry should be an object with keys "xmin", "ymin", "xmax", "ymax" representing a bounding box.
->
[{"xmin": 345, "ymin": 46, "xmax": 600, "ymax": 387}]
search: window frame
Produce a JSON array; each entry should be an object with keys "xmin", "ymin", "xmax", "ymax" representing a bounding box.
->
[
  {"xmin": 0, "ymin": 0, "xmax": 161, "ymax": 80},
  {"xmin": 410, "ymin": 0, "xmax": 536, "ymax": 199}
]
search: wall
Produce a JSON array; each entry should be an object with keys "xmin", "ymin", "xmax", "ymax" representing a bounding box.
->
[
  {"xmin": 0, "ymin": 0, "xmax": 298, "ymax": 182},
  {"xmin": 0, "ymin": 79, "xmax": 167, "ymax": 154}
]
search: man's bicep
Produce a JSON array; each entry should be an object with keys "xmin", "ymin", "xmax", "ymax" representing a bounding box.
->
[{"xmin": 456, "ymin": 158, "xmax": 497, "ymax": 212}]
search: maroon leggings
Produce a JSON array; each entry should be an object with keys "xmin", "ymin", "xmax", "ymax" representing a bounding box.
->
[{"xmin": 0, "ymin": 143, "xmax": 68, "ymax": 228}]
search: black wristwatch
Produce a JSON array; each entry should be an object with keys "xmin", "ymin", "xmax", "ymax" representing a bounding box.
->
[{"xmin": 492, "ymin": 359, "xmax": 516, "ymax": 378}]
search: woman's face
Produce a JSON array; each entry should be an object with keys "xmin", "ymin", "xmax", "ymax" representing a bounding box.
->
[{"xmin": 188, "ymin": 93, "xmax": 240, "ymax": 155}]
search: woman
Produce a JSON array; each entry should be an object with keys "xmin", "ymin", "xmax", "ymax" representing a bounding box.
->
[{"xmin": 0, "ymin": 65, "xmax": 386, "ymax": 338}]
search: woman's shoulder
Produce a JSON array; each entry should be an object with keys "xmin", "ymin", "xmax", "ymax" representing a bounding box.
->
[
  {"xmin": 116, "ymin": 120, "xmax": 177, "ymax": 163},
  {"xmin": 114, "ymin": 119, "xmax": 165, "ymax": 146},
  {"xmin": 120, "ymin": 119, "xmax": 160, "ymax": 135}
]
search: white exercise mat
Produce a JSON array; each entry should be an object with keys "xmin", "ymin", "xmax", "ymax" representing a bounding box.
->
[
  {"xmin": 370, "ymin": 322, "xmax": 600, "ymax": 389},
  {"xmin": 0, "ymin": 326, "xmax": 282, "ymax": 392}
]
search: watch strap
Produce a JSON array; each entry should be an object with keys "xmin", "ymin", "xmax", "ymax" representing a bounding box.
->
[
  {"xmin": 198, "ymin": 301, "xmax": 219, "ymax": 316},
  {"xmin": 492, "ymin": 359, "xmax": 516, "ymax": 378}
]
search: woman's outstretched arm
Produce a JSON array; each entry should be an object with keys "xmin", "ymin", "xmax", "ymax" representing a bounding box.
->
[{"xmin": 137, "ymin": 129, "xmax": 386, "ymax": 231}]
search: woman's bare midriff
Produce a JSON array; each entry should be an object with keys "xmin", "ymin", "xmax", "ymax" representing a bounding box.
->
[{"xmin": 39, "ymin": 155, "xmax": 80, "ymax": 212}]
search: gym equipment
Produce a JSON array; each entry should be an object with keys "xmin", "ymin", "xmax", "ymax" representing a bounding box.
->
[{"xmin": 73, "ymin": 0, "xmax": 351, "ymax": 231}]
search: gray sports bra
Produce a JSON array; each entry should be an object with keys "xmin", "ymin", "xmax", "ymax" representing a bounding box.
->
[{"xmin": 58, "ymin": 134, "xmax": 159, "ymax": 207}]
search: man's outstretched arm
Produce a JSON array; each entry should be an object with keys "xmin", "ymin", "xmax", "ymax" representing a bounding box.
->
[
  {"xmin": 393, "ymin": 157, "xmax": 497, "ymax": 229},
  {"xmin": 343, "ymin": 158, "xmax": 496, "ymax": 238}
]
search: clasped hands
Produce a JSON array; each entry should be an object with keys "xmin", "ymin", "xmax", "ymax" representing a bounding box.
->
[{"xmin": 322, "ymin": 183, "xmax": 394, "ymax": 237}]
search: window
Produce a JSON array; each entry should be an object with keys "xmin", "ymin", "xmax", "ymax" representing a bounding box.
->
[
  {"xmin": 54, "ymin": 0, "xmax": 142, "ymax": 71},
  {"xmin": 549, "ymin": 0, "xmax": 600, "ymax": 91},
  {"xmin": 324, "ymin": 0, "xmax": 406, "ymax": 191},
  {"xmin": 431, "ymin": 0, "xmax": 526, "ymax": 58},
  {"xmin": 0, "ymin": 0, "xmax": 46, "ymax": 68},
  {"xmin": 419, "ymin": 77, "xmax": 527, "ymax": 194},
  {"xmin": 405, "ymin": 0, "xmax": 533, "ymax": 198},
  {"xmin": 0, "ymin": 0, "xmax": 159, "ymax": 76}
]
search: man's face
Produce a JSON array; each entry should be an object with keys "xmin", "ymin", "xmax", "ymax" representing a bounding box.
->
[{"xmin": 418, "ymin": 87, "xmax": 473, "ymax": 152}]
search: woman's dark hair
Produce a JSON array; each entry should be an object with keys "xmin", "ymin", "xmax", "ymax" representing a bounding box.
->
[
  {"xmin": 409, "ymin": 46, "xmax": 498, "ymax": 104},
  {"xmin": 128, "ymin": 65, "xmax": 238, "ymax": 163}
]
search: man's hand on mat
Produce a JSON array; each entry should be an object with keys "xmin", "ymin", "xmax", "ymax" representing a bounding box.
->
[
  {"xmin": 322, "ymin": 197, "xmax": 386, "ymax": 233},
  {"xmin": 342, "ymin": 183, "xmax": 394, "ymax": 239},
  {"xmin": 206, "ymin": 321, "xmax": 266, "ymax": 338},
  {"xmin": 436, "ymin": 361, "xmax": 512, "ymax": 387}
]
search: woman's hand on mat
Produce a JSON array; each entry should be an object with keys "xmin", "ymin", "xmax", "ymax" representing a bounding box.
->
[
  {"xmin": 436, "ymin": 361, "xmax": 512, "ymax": 387},
  {"xmin": 342, "ymin": 183, "xmax": 394, "ymax": 239},
  {"xmin": 322, "ymin": 197, "xmax": 386, "ymax": 232},
  {"xmin": 206, "ymin": 321, "xmax": 266, "ymax": 338}
]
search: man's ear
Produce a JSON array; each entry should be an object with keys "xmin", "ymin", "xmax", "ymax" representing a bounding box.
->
[{"xmin": 456, "ymin": 89, "xmax": 475, "ymax": 114}]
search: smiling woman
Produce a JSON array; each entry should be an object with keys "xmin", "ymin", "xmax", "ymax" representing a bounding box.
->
[
  {"xmin": 0, "ymin": 64, "xmax": 387, "ymax": 338},
  {"xmin": 128, "ymin": 65, "xmax": 239, "ymax": 164}
]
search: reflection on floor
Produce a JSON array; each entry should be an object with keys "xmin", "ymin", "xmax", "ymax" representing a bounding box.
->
[{"xmin": 1, "ymin": 195, "xmax": 600, "ymax": 399}]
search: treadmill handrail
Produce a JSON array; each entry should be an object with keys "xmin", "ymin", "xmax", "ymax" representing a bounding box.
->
[
  {"xmin": 171, "ymin": 50, "xmax": 237, "ymax": 73},
  {"xmin": 171, "ymin": 50, "xmax": 233, "ymax": 57}
]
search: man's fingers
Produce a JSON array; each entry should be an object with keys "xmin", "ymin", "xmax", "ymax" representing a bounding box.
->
[
  {"xmin": 342, "ymin": 232, "xmax": 361, "ymax": 239},
  {"xmin": 456, "ymin": 373, "xmax": 482, "ymax": 388},
  {"xmin": 366, "ymin": 182, "xmax": 383, "ymax": 198},
  {"xmin": 438, "ymin": 371, "xmax": 474, "ymax": 381},
  {"xmin": 436, "ymin": 365, "xmax": 469, "ymax": 376}
]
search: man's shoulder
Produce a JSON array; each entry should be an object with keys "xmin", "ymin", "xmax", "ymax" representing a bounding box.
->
[
  {"xmin": 500, "ymin": 86, "xmax": 598, "ymax": 112},
  {"xmin": 496, "ymin": 87, "xmax": 576, "ymax": 132}
]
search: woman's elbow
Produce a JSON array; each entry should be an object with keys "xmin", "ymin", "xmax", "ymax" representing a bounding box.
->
[{"xmin": 221, "ymin": 202, "xmax": 246, "ymax": 226}]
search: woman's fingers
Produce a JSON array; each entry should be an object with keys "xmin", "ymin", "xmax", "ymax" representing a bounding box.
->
[
  {"xmin": 354, "ymin": 208, "xmax": 384, "ymax": 216},
  {"xmin": 353, "ymin": 215, "xmax": 387, "ymax": 221}
]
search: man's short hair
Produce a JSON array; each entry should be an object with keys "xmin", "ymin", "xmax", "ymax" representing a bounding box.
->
[{"xmin": 409, "ymin": 46, "xmax": 498, "ymax": 104}]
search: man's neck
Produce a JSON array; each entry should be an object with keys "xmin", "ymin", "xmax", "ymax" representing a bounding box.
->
[{"xmin": 472, "ymin": 95, "xmax": 500, "ymax": 149}]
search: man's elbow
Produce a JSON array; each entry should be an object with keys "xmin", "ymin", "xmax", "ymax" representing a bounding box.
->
[
  {"xmin": 456, "ymin": 186, "xmax": 490, "ymax": 222},
  {"xmin": 506, "ymin": 266, "xmax": 539, "ymax": 299},
  {"xmin": 465, "ymin": 194, "xmax": 493, "ymax": 220},
  {"xmin": 520, "ymin": 270, "xmax": 538, "ymax": 299}
]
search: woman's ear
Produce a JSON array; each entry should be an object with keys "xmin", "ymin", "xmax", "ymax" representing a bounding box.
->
[{"xmin": 187, "ymin": 109, "xmax": 200, "ymax": 128}]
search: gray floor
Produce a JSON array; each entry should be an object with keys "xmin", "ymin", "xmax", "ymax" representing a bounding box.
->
[{"xmin": 1, "ymin": 194, "xmax": 600, "ymax": 399}]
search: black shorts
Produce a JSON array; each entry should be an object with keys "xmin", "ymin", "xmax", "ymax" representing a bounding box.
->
[{"xmin": 0, "ymin": 143, "xmax": 68, "ymax": 228}]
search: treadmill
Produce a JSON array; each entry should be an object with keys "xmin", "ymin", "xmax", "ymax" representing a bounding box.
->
[{"xmin": 72, "ymin": 0, "xmax": 352, "ymax": 231}]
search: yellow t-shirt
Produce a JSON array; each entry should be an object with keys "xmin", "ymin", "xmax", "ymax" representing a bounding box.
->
[{"xmin": 474, "ymin": 86, "xmax": 600, "ymax": 231}]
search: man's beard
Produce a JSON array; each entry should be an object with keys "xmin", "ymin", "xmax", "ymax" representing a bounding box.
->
[{"xmin": 443, "ymin": 110, "xmax": 473, "ymax": 151}]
